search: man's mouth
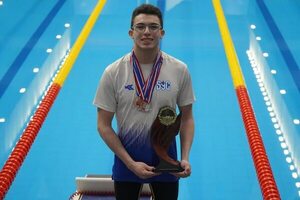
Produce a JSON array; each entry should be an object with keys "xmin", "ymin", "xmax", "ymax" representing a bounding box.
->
[{"xmin": 141, "ymin": 38, "xmax": 153, "ymax": 42}]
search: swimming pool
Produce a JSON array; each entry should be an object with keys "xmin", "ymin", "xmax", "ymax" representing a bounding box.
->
[{"xmin": 0, "ymin": 0, "xmax": 299, "ymax": 199}]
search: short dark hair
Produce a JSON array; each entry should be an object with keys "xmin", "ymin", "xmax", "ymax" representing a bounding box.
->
[{"xmin": 131, "ymin": 4, "xmax": 163, "ymax": 28}]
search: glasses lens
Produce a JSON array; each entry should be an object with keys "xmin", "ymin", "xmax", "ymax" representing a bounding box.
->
[
  {"xmin": 135, "ymin": 24, "xmax": 146, "ymax": 32},
  {"xmin": 149, "ymin": 24, "xmax": 160, "ymax": 31}
]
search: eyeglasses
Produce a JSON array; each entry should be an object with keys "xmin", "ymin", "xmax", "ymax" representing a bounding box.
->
[{"xmin": 132, "ymin": 23, "xmax": 162, "ymax": 33}]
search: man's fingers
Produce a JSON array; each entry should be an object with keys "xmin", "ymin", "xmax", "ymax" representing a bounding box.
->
[
  {"xmin": 145, "ymin": 165, "xmax": 155, "ymax": 171},
  {"xmin": 136, "ymin": 163, "xmax": 161, "ymax": 179}
]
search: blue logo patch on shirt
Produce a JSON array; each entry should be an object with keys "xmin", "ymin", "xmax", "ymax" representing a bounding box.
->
[
  {"xmin": 156, "ymin": 80, "xmax": 171, "ymax": 91},
  {"xmin": 125, "ymin": 84, "xmax": 134, "ymax": 91}
]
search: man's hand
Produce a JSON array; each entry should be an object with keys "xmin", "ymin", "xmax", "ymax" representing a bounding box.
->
[
  {"xmin": 129, "ymin": 161, "xmax": 161, "ymax": 179},
  {"xmin": 172, "ymin": 160, "xmax": 191, "ymax": 178}
]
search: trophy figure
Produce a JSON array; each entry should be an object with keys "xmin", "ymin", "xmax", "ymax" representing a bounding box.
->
[{"xmin": 151, "ymin": 106, "xmax": 184, "ymax": 173}]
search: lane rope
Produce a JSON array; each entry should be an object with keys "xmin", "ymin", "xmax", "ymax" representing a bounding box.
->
[
  {"xmin": 0, "ymin": 0, "xmax": 107, "ymax": 199},
  {"xmin": 212, "ymin": 0, "xmax": 281, "ymax": 199}
]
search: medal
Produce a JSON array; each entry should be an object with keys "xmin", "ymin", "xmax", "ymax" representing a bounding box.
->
[
  {"xmin": 131, "ymin": 51, "xmax": 163, "ymax": 112},
  {"xmin": 134, "ymin": 97, "xmax": 151, "ymax": 112}
]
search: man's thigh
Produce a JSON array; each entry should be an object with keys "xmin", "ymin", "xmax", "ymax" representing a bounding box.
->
[
  {"xmin": 150, "ymin": 181, "xmax": 179, "ymax": 200},
  {"xmin": 114, "ymin": 181, "xmax": 143, "ymax": 200}
]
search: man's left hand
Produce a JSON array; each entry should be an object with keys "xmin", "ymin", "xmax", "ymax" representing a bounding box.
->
[{"xmin": 172, "ymin": 160, "xmax": 191, "ymax": 178}]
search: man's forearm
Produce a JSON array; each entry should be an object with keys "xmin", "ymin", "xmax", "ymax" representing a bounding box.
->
[
  {"xmin": 98, "ymin": 126, "xmax": 135, "ymax": 168},
  {"xmin": 179, "ymin": 104, "xmax": 195, "ymax": 161},
  {"xmin": 180, "ymin": 117, "xmax": 194, "ymax": 161}
]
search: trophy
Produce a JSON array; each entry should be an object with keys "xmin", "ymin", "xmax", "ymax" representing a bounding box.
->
[{"xmin": 151, "ymin": 106, "xmax": 184, "ymax": 173}]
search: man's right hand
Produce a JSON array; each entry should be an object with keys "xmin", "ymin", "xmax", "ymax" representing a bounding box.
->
[{"xmin": 129, "ymin": 161, "xmax": 161, "ymax": 179}]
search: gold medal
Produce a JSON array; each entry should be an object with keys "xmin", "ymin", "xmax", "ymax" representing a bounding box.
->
[{"xmin": 158, "ymin": 106, "xmax": 177, "ymax": 126}]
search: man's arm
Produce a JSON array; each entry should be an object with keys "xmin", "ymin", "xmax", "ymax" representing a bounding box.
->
[
  {"xmin": 176, "ymin": 104, "xmax": 194, "ymax": 177},
  {"xmin": 179, "ymin": 104, "xmax": 194, "ymax": 161},
  {"xmin": 97, "ymin": 108, "xmax": 158, "ymax": 179}
]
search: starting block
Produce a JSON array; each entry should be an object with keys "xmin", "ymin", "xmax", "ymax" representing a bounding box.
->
[{"xmin": 70, "ymin": 175, "xmax": 152, "ymax": 200}]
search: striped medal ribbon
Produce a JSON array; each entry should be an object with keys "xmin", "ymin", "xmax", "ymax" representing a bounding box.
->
[{"xmin": 131, "ymin": 51, "xmax": 163, "ymax": 112}]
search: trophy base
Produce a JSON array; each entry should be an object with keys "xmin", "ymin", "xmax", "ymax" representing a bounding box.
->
[{"xmin": 153, "ymin": 159, "xmax": 184, "ymax": 173}]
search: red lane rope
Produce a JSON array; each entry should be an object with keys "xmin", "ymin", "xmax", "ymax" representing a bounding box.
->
[
  {"xmin": 236, "ymin": 85, "xmax": 281, "ymax": 200},
  {"xmin": 0, "ymin": 83, "xmax": 61, "ymax": 199}
]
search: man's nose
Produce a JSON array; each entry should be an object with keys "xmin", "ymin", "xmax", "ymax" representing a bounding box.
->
[{"xmin": 144, "ymin": 26, "xmax": 151, "ymax": 33}]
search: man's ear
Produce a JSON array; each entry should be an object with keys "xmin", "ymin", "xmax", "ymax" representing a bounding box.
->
[
  {"xmin": 160, "ymin": 29, "xmax": 165, "ymax": 38},
  {"xmin": 129, "ymin": 29, "xmax": 134, "ymax": 39}
]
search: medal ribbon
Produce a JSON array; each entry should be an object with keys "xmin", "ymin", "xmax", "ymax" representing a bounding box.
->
[{"xmin": 131, "ymin": 51, "xmax": 163, "ymax": 103}]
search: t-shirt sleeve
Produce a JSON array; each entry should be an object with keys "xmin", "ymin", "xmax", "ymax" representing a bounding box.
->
[
  {"xmin": 177, "ymin": 66, "xmax": 196, "ymax": 107},
  {"xmin": 93, "ymin": 68, "xmax": 117, "ymax": 112}
]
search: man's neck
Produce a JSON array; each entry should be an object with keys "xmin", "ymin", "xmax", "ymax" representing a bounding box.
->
[{"xmin": 133, "ymin": 47, "xmax": 160, "ymax": 64}]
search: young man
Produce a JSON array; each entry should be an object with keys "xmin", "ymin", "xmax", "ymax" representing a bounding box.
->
[{"xmin": 94, "ymin": 4, "xmax": 195, "ymax": 200}]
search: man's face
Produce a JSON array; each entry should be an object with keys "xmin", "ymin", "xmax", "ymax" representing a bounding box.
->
[{"xmin": 129, "ymin": 14, "xmax": 165, "ymax": 51}]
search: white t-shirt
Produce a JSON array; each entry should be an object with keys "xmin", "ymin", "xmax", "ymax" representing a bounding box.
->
[{"xmin": 93, "ymin": 51, "xmax": 195, "ymax": 182}]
